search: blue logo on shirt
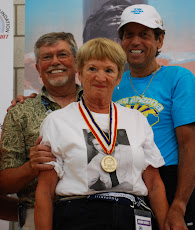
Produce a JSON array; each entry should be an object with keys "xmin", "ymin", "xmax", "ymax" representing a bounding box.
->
[{"xmin": 131, "ymin": 8, "xmax": 143, "ymax": 15}]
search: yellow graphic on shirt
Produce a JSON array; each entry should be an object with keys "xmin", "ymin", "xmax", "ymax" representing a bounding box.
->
[{"xmin": 116, "ymin": 96, "xmax": 164, "ymax": 127}]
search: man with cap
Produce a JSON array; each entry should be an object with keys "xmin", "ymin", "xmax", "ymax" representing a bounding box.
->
[{"xmin": 112, "ymin": 4, "xmax": 195, "ymax": 230}]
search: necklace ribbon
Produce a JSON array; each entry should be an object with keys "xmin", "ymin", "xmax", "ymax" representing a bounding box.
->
[{"xmin": 79, "ymin": 97, "xmax": 118, "ymax": 155}]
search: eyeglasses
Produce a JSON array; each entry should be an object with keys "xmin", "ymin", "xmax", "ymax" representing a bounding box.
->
[{"xmin": 39, "ymin": 51, "xmax": 72, "ymax": 63}]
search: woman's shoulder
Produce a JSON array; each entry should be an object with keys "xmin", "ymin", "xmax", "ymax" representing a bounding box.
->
[{"xmin": 44, "ymin": 102, "xmax": 78, "ymax": 122}]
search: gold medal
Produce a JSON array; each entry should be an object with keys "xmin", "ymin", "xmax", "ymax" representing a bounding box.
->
[
  {"xmin": 101, "ymin": 155, "xmax": 117, "ymax": 173},
  {"xmin": 79, "ymin": 97, "xmax": 118, "ymax": 173}
]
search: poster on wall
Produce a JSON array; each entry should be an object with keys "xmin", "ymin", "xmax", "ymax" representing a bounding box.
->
[
  {"xmin": 0, "ymin": 0, "xmax": 13, "ymax": 137},
  {"xmin": 24, "ymin": 0, "xmax": 195, "ymax": 95}
]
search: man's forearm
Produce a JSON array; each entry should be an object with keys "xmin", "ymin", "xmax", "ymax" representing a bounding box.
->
[
  {"xmin": 164, "ymin": 124, "xmax": 195, "ymax": 230},
  {"xmin": 171, "ymin": 148, "xmax": 195, "ymax": 214},
  {"xmin": 173, "ymin": 124, "xmax": 195, "ymax": 211},
  {"xmin": 0, "ymin": 161, "xmax": 38, "ymax": 195},
  {"xmin": 164, "ymin": 149, "xmax": 194, "ymax": 230}
]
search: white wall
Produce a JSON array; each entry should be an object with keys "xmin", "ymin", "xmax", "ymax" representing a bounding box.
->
[
  {"xmin": 0, "ymin": 0, "xmax": 25, "ymax": 230},
  {"xmin": 0, "ymin": 220, "xmax": 9, "ymax": 230}
]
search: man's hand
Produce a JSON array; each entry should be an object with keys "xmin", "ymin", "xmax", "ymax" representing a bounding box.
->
[
  {"xmin": 7, "ymin": 93, "xmax": 37, "ymax": 111},
  {"xmin": 29, "ymin": 136, "xmax": 56, "ymax": 175},
  {"xmin": 164, "ymin": 205, "xmax": 188, "ymax": 230}
]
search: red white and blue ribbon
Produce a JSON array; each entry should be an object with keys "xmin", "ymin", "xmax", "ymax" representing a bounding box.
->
[{"xmin": 79, "ymin": 97, "xmax": 118, "ymax": 155}]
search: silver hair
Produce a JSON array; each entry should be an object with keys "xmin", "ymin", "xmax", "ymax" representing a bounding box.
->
[{"xmin": 34, "ymin": 32, "xmax": 78, "ymax": 63}]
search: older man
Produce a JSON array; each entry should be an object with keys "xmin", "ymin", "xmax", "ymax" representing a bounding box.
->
[
  {"xmin": 112, "ymin": 4, "xmax": 195, "ymax": 230},
  {"xmin": 0, "ymin": 32, "xmax": 82, "ymax": 230}
]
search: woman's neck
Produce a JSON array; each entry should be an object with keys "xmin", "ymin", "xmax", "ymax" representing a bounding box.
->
[{"xmin": 83, "ymin": 97, "xmax": 111, "ymax": 114}]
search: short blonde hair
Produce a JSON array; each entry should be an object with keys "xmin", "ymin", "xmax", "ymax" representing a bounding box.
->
[{"xmin": 76, "ymin": 37, "xmax": 127, "ymax": 78}]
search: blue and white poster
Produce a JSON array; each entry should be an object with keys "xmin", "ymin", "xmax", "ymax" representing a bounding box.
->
[
  {"xmin": 0, "ymin": 0, "xmax": 13, "ymax": 138},
  {"xmin": 24, "ymin": 0, "xmax": 195, "ymax": 94}
]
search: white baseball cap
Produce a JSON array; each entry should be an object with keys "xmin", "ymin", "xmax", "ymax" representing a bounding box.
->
[{"xmin": 118, "ymin": 4, "xmax": 164, "ymax": 32}]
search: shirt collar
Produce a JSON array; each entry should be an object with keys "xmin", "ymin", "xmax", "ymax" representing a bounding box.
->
[{"xmin": 41, "ymin": 84, "xmax": 83, "ymax": 104}]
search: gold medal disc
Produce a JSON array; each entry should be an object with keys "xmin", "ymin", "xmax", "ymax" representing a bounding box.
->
[{"xmin": 101, "ymin": 155, "xmax": 117, "ymax": 173}]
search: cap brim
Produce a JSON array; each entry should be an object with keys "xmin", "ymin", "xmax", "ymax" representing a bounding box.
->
[{"xmin": 118, "ymin": 19, "xmax": 163, "ymax": 31}]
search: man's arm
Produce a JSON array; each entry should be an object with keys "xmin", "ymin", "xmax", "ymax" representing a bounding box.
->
[
  {"xmin": 0, "ymin": 161, "xmax": 38, "ymax": 195},
  {"xmin": 0, "ymin": 137, "xmax": 55, "ymax": 195},
  {"xmin": 35, "ymin": 169, "xmax": 58, "ymax": 230},
  {"xmin": 7, "ymin": 93, "xmax": 37, "ymax": 112},
  {"xmin": 164, "ymin": 123, "xmax": 195, "ymax": 230},
  {"xmin": 143, "ymin": 165, "xmax": 169, "ymax": 230}
]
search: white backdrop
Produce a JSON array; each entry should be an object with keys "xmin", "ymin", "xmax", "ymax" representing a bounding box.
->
[
  {"xmin": 0, "ymin": 0, "xmax": 13, "ymax": 139},
  {"xmin": 0, "ymin": 0, "xmax": 13, "ymax": 228}
]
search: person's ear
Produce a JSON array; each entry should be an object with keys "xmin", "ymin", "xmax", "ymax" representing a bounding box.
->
[
  {"xmin": 157, "ymin": 33, "xmax": 164, "ymax": 50},
  {"xmin": 77, "ymin": 70, "xmax": 82, "ymax": 82},
  {"xmin": 116, "ymin": 74, "xmax": 122, "ymax": 86},
  {"xmin": 35, "ymin": 63, "xmax": 41, "ymax": 78}
]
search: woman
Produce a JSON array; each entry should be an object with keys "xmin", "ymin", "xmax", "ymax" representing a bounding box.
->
[{"xmin": 34, "ymin": 38, "xmax": 168, "ymax": 230}]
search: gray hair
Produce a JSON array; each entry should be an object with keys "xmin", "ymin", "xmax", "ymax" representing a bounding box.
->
[{"xmin": 34, "ymin": 32, "xmax": 78, "ymax": 63}]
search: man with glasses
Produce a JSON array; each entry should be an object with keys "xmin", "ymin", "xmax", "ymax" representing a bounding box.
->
[{"xmin": 0, "ymin": 32, "xmax": 82, "ymax": 230}]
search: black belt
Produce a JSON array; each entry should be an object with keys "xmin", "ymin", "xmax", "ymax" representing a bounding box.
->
[
  {"xmin": 56, "ymin": 192, "xmax": 152, "ymax": 214},
  {"xmin": 88, "ymin": 192, "xmax": 151, "ymax": 211}
]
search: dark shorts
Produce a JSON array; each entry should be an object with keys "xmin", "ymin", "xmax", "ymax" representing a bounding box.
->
[
  {"xmin": 159, "ymin": 165, "xmax": 195, "ymax": 229},
  {"xmin": 53, "ymin": 197, "xmax": 156, "ymax": 230}
]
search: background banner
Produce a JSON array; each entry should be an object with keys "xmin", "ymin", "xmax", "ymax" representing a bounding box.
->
[
  {"xmin": 24, "ymin": 0, "xmax": 195, "ymax": 95},
  {"xmin": 0, "ymin": 0, "xmax": 13, "ymax": 137}
]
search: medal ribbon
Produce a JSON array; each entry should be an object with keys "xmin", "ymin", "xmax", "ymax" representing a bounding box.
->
[{"xmin": 79, "ymin": 97, "xmax": 117, "ymax": 155}]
